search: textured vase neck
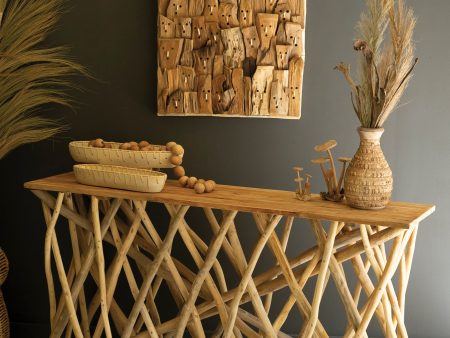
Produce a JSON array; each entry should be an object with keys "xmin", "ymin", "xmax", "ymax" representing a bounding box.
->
[{"xmin": 358, "ymin": 127, "xmax": 384, "ymax": 144}]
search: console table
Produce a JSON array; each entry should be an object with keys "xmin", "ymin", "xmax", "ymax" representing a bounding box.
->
[{"xmin": 25, "ymin": 172, "xmax": 435, "ymax": 338}]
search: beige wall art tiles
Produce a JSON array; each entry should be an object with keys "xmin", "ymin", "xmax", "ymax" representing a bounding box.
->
[{"xmin": 157, "ymin": 0, "xmax": 306, "ymax": 119}]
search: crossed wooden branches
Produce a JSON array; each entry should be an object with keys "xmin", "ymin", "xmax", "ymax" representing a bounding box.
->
[{"xmin": 33, "ymin": 189, "xmax": 419, "ymax": 338}]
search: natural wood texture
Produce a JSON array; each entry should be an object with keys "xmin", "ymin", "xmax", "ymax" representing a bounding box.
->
[
  {"xmin": 206, "ymin": 22, "xmax": 223, "ymax": 54},
  {"xmin": 221, "ymin": 27, "xmax": 245, "ymax": 68},
  {"xmin": 166, "ymin": 0, "xmax": 188, "ymax": 19},
  {"xmin": 288, "ymin": 56, "xmax": 304, "ymax": 117},
  {"xmin": 192, "ymin": 16, "xmax": 208, "ymax": 49},
  {"xmin": 239, "ymin": 0, "xmax": 253, "ymax": 27},
  {"xmin": 189, "ymin": 0, "xmax": 204, "ymax": 16},
  {"xmin": 158, "ymin": 15, "xmax": 176, "ymax": 38},
  {"xmin": 197, "ymin": 75, "xmax": 213, "ymax": 114},
  {"xmin": 194, "ymin": 46, "xmax": 215, "ymax": 75},
  {"xmin": 178, "ymin": 66, "xmax": 196, "ymax": 91},
  {"xmin": 175, "ymin": 17, "xmax": 192, "ymax": 38},
  {"xmin": 212, "ymin": 74, "xmax": 227, "ymax": 113},
  {"xmin": 242, "ymin": 26, "xmax": 260, "ymax": 59},
  {"xmin": 276, "ymin": 45, "xmax": 292, "ymax": 70},
  {"xmin": 179, "ymin": 39, "xmax": 194, "ymax": 67},
  {"xmin": 256, "ymin": 13, "xmax": 279, "ymax": 50},
  {"xmin": 26, "ymin": 173, "xmax": 435, "ymax": 228},
  {"xmin": 166, "ymin": 90, "xmax": 184, "ymax": 114},
  {"xmin": 158, "ymin": 38, "xmax": 184, "ymax": 69},
  {"xmin": 269, "ymin": 80, "xmax": 289, "ymax": 115},
  {"xmin": 203, "ymin": 0, "xmax": 219, "ymax": 22},
  {"xmin": 157, "ymin": 0, "xmax": 306, "ymax": 118},
  {"xmin": 26, "ymin": 172, "xmax": 434, "ymax": 337},
  {"xmin": 218, "ymin": 2, "xmax": 239, "ymax": 29},
  {"xmin": 251, "ymin": 65, "xmax": 273, "ymax": 115},
  {"xmin": 285, "ymin": 22, "xmax": 304, "ymax": 58},
  {"xmin": 228, "ymin": 68, "xmax": 245, "ymax": 115}
]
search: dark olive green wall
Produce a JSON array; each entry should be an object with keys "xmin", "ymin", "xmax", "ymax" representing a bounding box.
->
[{"xmin": 0, "ymin": 1, "xmax": 448, "ymax": 337}]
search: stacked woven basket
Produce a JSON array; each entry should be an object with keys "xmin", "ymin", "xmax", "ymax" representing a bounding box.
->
[{"xmin": 69, "ymin": 141, "xmax": 181, "ymax": 193}]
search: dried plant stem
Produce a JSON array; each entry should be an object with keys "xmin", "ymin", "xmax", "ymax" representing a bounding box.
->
[
  {"xmin": 0, "ymin": 0, "xmax": 85, "ymax": 160},
  {"xmin": 336, "ymin": 0, "xmax": 416, "ymax": 128}
]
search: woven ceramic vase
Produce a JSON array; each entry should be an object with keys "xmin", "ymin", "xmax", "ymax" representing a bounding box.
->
[{"xmin": 344, "ymin": 128, "xmax": 393, "ymax": 210}]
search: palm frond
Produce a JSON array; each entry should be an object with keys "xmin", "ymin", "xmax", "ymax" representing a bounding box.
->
[
  {"xmin": 0, "ymin": 0, "xmax": 84, "ymax": 160},
  {"xmin": 336, "ymin": 0, "xmax": 417, "ymax": 128}
]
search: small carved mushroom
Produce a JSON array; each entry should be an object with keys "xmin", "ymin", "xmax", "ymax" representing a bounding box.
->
[
  {"xmin": 311, "ymin": 157, "xmax": 331, "ymax": 194},
  {"xmin": 294, "ymin": 177, "xmax": 304, "ymax": 195},
  {"xmin": 304, "ymin": 174, "xmax": 312, "ymax": 195},
  {"xmin": 337, "ymin": 157, "xmax": 352, "ymax": 192},
  {"xmin": 314, "ymin": 140, "xmax": 338, "ymax": 194}
]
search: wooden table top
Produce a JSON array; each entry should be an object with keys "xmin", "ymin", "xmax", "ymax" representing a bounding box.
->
[{"xmin": 25, "ymin": 172, "xmax": 435, "ymax": 228}]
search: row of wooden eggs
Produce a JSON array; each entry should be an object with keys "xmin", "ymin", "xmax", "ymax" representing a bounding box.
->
[{"xmin": 179, "ymin": 176, "xmax": 217, "ymax": 194}]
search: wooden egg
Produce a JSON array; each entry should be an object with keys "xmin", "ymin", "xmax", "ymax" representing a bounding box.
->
[
  {"xmin": 129, "ymin": 141, "xmax": 139, "ymax": 147},
  {"xmin": 171, "ymin": 144, "xmax": 184, "ymax": 156},
  {"xmin": 179, "ymin": 176, "xmax": 189, "ymax": 187},
  {"xmin": 130, "ymin": 145, "xmax": 140, "ymax": 151},
  {"xmin": 204, "ymin": 181, "xmax": 215, "ymax": 193},
  {"xmin": 166, "ymin": 141, "xmax": 177, "ymax": 150},
  {"xmin": 104, "ymin": 143, "xmax": 113, "ymax": 149},
  {"xmin": 173, "ymin": 166, "xmax": 186, "ymax": 177},
  {"xmin": 120, "ymin": 142, "xmax": 131, "ymax": 150},
  {"xmin": 187, "ymin": 177, "xmax": 198, "ymax": 188},
  {"xmin": 88, "ymin": 140, "xmax": 95, "ymax": 147},
  {"xmin": 93, "ymin": 138, "xmax": 104, "ymax": 148},
  {"xmin": 197, "ymin": 179, "xmax": 206, "ymax": 184},
  {"xmin": 194, "ymin": 182, "xmax": 206, "ymax": 194},
  {"xmin": 141, "ymin": 146, "xmax": 153, "ymax": 151},
  {"xmin": 208, "ymin": 180, "xmax": 217, "ymax": 190},
  {"xmin": 139, "ymin": 141, "xmax": 150, "ymax": 148},
  {"xmin": 170, "ymin": 155, "xmax": 183, "ymax": 166}
]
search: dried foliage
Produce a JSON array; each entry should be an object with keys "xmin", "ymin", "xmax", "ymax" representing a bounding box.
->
[
  {"xmin": 0, "ymin": 0, "xmax": 84, "ymax": 160},
  {"xmin": 335, "ymin": 0, "xmax": 417, "ymax": 128}
]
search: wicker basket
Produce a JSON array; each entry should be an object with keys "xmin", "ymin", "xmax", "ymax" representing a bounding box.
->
[
  {"xmin": 344, "ymin": 128, "xmax": 393, "ymax": 210},
  {"xmin": 74, "ymin": 164, "xmax": 167, "ymax": 193},
  {"xmin": 69, "ymin": 141, "xmax": 179, "ymax": 169},
  {"xmin": 0, "ymin": 248, "xmax": 9, "ymax": 338}
]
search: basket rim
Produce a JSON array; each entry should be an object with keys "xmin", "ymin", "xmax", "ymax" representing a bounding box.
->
[
  {"xmin": 69, "ymin": 141, "xmax": 173, "ymax": 154},
  {"xmin": 74, "ymin": 164, "xmax": 168, "ymax": 178}
]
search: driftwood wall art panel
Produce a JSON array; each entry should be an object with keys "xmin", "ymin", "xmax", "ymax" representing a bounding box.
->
[{"xmin": 157, "ymin": 0, "xmax": 306, "ymax": 119}]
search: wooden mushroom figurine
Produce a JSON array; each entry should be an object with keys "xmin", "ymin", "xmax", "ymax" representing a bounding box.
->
[
  {"xmin": 337, "ymin": 157, "xmax": 352, "ymax": 194},
  {"xmin": 314, "ymin": 140, "xmax": 338, "ymax": 194},
  {"xmin": 295, "ymin": 177, "xmax": 304, "ymax": 198},
  {"xmin": 292, "ymin": 166, "xmax": 303, "ymax": 194},
  {"xmin": 304, "ymin": 174, "xmax": 312, "ymax": 196},
  {"xmin": 311, "ymin": 157, "xmax": 331, "ymax": 194}
]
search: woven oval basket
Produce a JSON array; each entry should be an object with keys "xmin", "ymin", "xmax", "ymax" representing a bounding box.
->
[
  {"xmin": 69, "ymin": 141, "xmax": 179, "ymax": 169},
  {"xmin": 74, "ymin": 164, "xmax": 167, "ymax": 193}
]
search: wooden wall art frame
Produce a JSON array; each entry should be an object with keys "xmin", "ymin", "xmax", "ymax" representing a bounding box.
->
[{"xmin": 157, "ymin": 0, "xmax": 306, "ymax": 119}]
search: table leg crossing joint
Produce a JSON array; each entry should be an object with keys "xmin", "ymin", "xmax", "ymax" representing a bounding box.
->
[{"xmin": 31, "ymin": 187, "xmax": 426, "ymax": 338}]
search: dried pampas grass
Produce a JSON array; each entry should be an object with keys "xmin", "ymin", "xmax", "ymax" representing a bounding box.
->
[
  {"xmin": 0, "ymin": 0, "xmax": 84, "ymax": 160},
  {"xmin": 335, "ymin": 0, "xmax": 417, "ymax": 128}
]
